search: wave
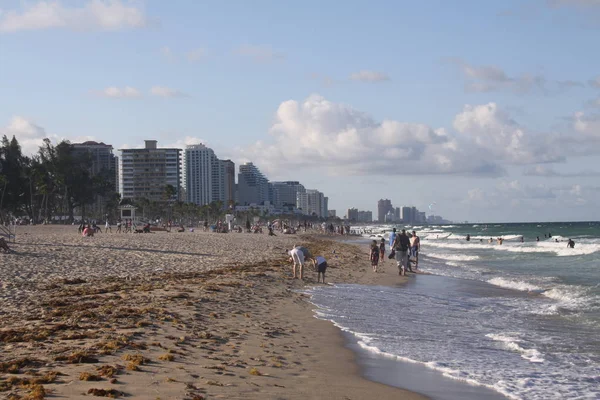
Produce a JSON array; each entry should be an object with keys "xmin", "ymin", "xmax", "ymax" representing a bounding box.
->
[
  {"xmin": 487, "ymin": 277, "xmax": 543, "ymax": 292},
  {"xmin": 486, "ymin": 277, "xmax": 598, "ymax": 311},
  {"xmin": 355, "ymin": 340, "xmax": 521, "ymax": 400},
  {"xmin": 485, "ymin": 333, "xmax": 545, "ymax": 363},
  {"xmin": 425, "ymin": 252, "xmax": 480, "ymax": 261},
  {"xmin": 423, "ymin": 240, "xmax": 600, "ymax": 256}
]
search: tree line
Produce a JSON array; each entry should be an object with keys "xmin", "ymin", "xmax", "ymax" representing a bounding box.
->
[
  {"xmin": 1, "ymin": 135, "xmax": 341, "ymax": 226},
  {"xmin": 0, "ymin": 136, "xmax": 116, "ymax": 224}
]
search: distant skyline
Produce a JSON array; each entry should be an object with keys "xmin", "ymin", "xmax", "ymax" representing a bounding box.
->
[{"xmin": 1, "ymin": 0, "xmax": 600, "ymax": 222}]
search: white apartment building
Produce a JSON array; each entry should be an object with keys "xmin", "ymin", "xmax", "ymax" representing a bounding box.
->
[
  {"xmin": 270, "ymin": 181, "xmax": 306, "ymax": 209},
  {"xmin": 185, "ymin": 144, "xmax": 229, "ymax": 206},
  {"xmin": 119, "ymin": 140, "xmax": 182, "ymax": 201},
  {"xmin": 237, "ymin": 162, "xmax": 269, "ymax": 205},
  {"xmin": 299, "ymin": 189, "xmax": 328, "ymax": 217}
]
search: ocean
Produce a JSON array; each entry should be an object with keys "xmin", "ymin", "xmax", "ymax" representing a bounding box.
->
[{"xmin": 305, "ymin": 222, "xmax": 600, "ymax": 400}]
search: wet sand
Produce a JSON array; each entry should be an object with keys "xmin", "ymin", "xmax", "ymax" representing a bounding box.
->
[{"xmin": 0, "ymin": 226, "xmax": 424, "ymax": 399}]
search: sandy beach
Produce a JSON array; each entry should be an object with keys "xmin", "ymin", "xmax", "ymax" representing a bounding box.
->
[{"xmin": 0, "ymin": 226, "xmax": 424, "ymax": 400}]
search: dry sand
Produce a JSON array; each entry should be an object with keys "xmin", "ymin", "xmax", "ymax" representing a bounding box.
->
[{"xmin": 0, "ymin": 226, "xmax": 426, "ymax": 400}]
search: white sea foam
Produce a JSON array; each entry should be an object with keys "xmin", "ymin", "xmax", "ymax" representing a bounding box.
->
[
  {"xmin": 424, "ymin": 239, "xmax": 600, "ymax": 256},
  {"xmin": 425, "ymin": 252, "xmax": 480, "ymax": 261},
  {"xmin": 356, "ymin": 340, "xmax": 508, "ymax": 394},
  {"xmin": 487, "ymin": 277, "xmax": 543, "ymax": 292},
  {"xmin": 306, "ymin": 279, "xmax": 600, "ymax": 400},
  {"xmin": 486, "ymin": 278, "xmax": 598, "ymax": 311},
  {"xmin": 485, "ymin": 333, "xmax": 545, "ymax": 363}
]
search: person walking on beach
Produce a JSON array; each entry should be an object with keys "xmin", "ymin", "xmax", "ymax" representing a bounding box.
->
[
  {"xmin": 379, "ymin": 238, "xmax": 385, "ymax": 262},
  {"xmin": 392, "ymin": 229, "xmax": 411, "ymax": 275},
  {"xmin": 314, "ymin": 255, "xmax": 328, "ymax": 283},
  {"xmin": 389, "ymin": 228, "xmax": 397, "ymax": 249},
  {"xmin": 370, "ymin": 240, "xmax": 380, "ymax": 272},
  {"xmin": 105, "ymin": 219, "xmax": 112, "ymax": 233},
  {"xmin": 410, "ymin": 230, "xmax": 420, "ymax": 270},
  {"xmin": 288, "ymin": 247, "xmax": 305, "ymax": 279},
  {"xmin": 116, "ymin": 219, "xmax": 122, "ymax": 233}
]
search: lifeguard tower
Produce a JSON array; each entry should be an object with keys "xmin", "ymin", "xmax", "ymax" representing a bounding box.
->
[{"xmin": 118, "ymin": 204, "xmax": 137, "ymax": 222}]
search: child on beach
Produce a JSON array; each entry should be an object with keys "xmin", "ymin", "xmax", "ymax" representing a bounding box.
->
[
  {"xmin": 379, "ymin": 238, "xmax": 385, "ymax": 262},
  {"xmin": 370, "ymin": 240, "xmax": 380, "ymax": 272},
  {"xmin": 314, "ymin": 256, "xmax": 328, "ymax": 283}
]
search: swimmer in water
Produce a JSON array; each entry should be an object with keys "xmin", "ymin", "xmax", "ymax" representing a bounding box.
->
[{"xmin": 567, "ymin": 239, "xmax": 575, "ymax": 248}]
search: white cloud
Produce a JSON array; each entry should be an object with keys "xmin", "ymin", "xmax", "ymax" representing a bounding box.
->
[
  {"xmin": 150, "ymin": 86, "xmax": 188, "ymax": 98},
  {"xmin": 0, "ymin": 0, "xmax": 149, "ymax": 33},
  {"xmin": 452, "ymin": 103, "xmax": 562, "ymax": 164},
  {"xmin": 1, "ymin": 116, "xmax": 95, "ymax": 155},
  {"xmin": 349, "ymin": 70, "xmax": 391, "ymax": 83},
  {"xmin": 450, "ymin": 59, "xmax": 551, "ymax": 95},
  {"xmin": 523, "ymin": 165, "xmax": 600, "ymax": 177},
  {"xmin": 96, "ymin": 86, "xmax": 141, "ymax": 98},
  {"xmin": 165, "ymin": 136, "xmax": 207, "ymax": 149},
  {"xmin": 234, "ymin": 45, "xmax": 285, "ymax": 62},
  {"xmin": 523, "ymin": 165, "xmax": 560, "ymax": 176},
  {"xmin": 187, "ymin": 48, "xmax": 206, "ymax": 62},
  {"xmin": 572, "ymin": 111, "xmax": 600, "ymax": 137},
  {"xmin": 237, "ymin": 94, "xmax": 515, "ymax": 178}
]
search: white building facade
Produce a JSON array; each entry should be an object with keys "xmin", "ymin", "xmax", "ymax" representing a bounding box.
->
[
  {"xmin": 119, "ymin": 140, "xmax": 182, "ymax": 201},
  {"xmin": 185, "ymin": 144, "xmax": 228, "ymax": 206},
  {"xmin": 237, "ymin": 162, "xmax": 269, "ymax": 205}
]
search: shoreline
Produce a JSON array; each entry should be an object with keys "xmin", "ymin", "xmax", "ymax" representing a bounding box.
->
[{"xmin": 1, "ymin": 226, "xmax": 425, "ymax": 399}]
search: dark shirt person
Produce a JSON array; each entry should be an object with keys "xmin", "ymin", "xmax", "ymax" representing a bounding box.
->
[
  {"xmin": 567, "ymin": 239, "xmax": 575, "ymax": 248},
  {"xmin": 392, "ymin": 229, "xmax": 412, "ymax": 274}
]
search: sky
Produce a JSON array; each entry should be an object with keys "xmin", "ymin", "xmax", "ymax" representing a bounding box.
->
[{"xmin": 1, "ymin": 0, "xmax": 600, "ymax": 223}]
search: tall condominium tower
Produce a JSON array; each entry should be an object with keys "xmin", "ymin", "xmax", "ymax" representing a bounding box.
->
[{"xmin": 119, "ymin": 140, "xmax": 182, "ymax": 201}]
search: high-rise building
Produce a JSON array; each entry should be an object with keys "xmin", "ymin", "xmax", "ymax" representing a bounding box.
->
[
  {"xmin": 400, "ymin": 206, "xmax": 412, "ymax": 223},
  {"xmin": 377, "ymin": 199, "xmax": 393, "ymax": 223},
  {"xmin": 270, "ymin": 181, "xmax": 306, "ymax": 209},
  {"xmin": 72, "ymin": 141, "xmax": 118, "ymax": 217},
  {"xmin": 347, "ymin": 208, "xmax": 359, "ymax": 221},
  {"xmin": 221, "ymin": 159, "xmax": 235, "ymax": 206},
  {"xmin": 237, "ymin": 162, "xmax": 269, "ymax": 205},
  {"xmin": 119, "ymin": 140, "xmax": 182, "ymax": 201},
  {"xmin": 185, "ymin": 144, "xmax": 229, "ymax": 206},
  {"xmin": 72, "ymin": 141, "xmax": 118, "ymax": 192},
  {"xmin": 296, "ymin": 192, "xmax": 308, "ymax": 214},
  {"xmin": 328, "ymin": 210, "xmax": 337, "ymax": 218},
  {"xmin": 306, "ymin": 189, "xmax": 326, "ymax": 217},
  {"xmin": 357, "ymin": 210, "xmax": 372, "ymax": 222}
]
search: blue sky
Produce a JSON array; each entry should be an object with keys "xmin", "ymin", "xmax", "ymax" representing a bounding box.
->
[{"xmin": 1, "ymin": 0, "xmax": 600, "ymax": 222}]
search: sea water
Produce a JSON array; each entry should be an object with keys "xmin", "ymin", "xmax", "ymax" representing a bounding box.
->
[{"xmin": 306, "ymin": 222, "xmax": 600, "ymax": 400}]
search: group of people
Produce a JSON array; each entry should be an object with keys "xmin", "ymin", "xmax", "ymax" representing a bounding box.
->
[
  {"xmin": 369, "ymin": 228, "xmax": 420, "ymax": 276},
  {"xmin": 287, "ymin": 245, "xmax": 329, "ymax": 283}
]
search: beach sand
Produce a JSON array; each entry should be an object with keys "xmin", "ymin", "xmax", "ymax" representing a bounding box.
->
[{"xmin": 0, "ymin": 226, "xmax": 424, "ymax": 399}]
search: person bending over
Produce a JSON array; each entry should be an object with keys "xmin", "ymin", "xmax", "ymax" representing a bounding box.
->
[{"xmin": 288, "ymin": 247, "xmax": 305, "ymax": 279}]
